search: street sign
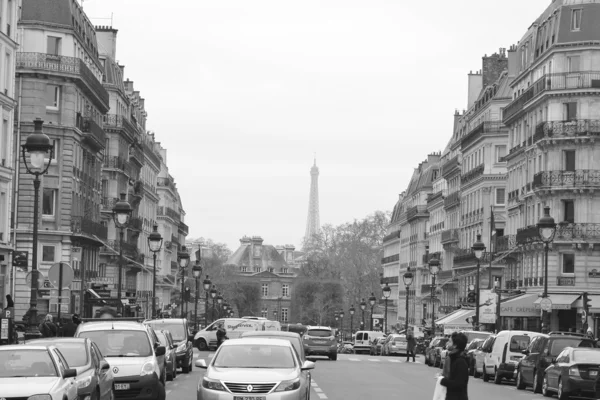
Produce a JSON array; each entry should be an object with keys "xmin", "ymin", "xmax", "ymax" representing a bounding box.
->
[
  {"xmin": 372, "ymin": 314, "xmax": 384, "ymax": 319},
  {"xmin": 540, "ymin": 297, "xmax": 552, "ymax": 312},
  {"xmin": 25, "ymin": 270, "xmax": 45, "ymax": 289},
  {"xmin": 48, "ymin": 262, "xmax": 74, "ymax": 288},
  {"xmin": 0, "ymin": 319, "xmax": 8, "ymax": 339},
  {"xmin": 1, "ymin": 307, "xmax": 13, "ymax": 319}
]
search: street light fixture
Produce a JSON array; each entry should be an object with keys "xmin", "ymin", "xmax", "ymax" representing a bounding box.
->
[
  {"xmin": 537, "ymin": 206, "xmax": 556, "ymax": 333},
  {"xmin": 368, "ymin": 293, "xmax": 377, "ymax": 330},
  {"xmin": 360, "ymin": 298, "xmax": 367, "ymax": 330},
  {"xmin": 193, "ymin": 259, "xmax": 203, "ymax": 331},
  {"xmin": 273, "ymin": 309, "xmax": 278, "ymax": 321},
  {"xmin": 21, "ymin": 118, "xmax": 53, "ymax": 337},
  {"xmin": 428, "ymin": 257, "xmax": 440, "ymax": 335},
  {"xmin": 382, "ymin": 283, "xmax": 391, "ymax": 334},
  {"xmin": 349, "ymin": 305, "xmax": 355, "ymax": 336},
  {"xmin": 339, "ymin": 310, "xmax": 345, "ymax": 340},
  {"xmin": 178, "ymin": 246, "xmax": 190, "ymax": 318},
  {"xmin": 203, "ymin": 275, "xmax": 211, "ymax": 326},
  {"xmin": 148, "ymin": 225, "xmax": 163, "ymax": 318},
  {"xmin": 112, "ymin": 192, "xmax": 132, "ymax": 316},
  {"xmin": 403, "ymin": 268, "xmax": 414, "ymax": 333},
  {"xmin": 216, "ymin": 292, "xmax": 223, "ymax": 318},
  {"xmin": 210, "ymin": 284, "xmax": 217, "ymax": 322},
  {"xmin": 472, "ymin": 234, "xmax": 486, "ymax": 331}
]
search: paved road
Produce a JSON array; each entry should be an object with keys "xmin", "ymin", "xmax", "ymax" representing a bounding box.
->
[{"xmin": 166, "ymin": 350, "xmax": 554, "ymax": 400}]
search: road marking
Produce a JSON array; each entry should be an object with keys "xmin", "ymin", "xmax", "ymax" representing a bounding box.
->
[
  {"xmin": 348, "ymin": 358, "xmax": 360, "ymax": 361},
  {"xmin": 317, "ymin": 394, "xmax": 328, "ymax": 399},
  {"xmin": 389, "ymin": 359, "xmax": 401, "ymax": 363},
  {"xmin": 368, "ymin": 359, "xmax": 380, "ymax": 362},
  {"xmin": 311, "ymin": 379, "xmax": 328, "ymax": 399},
  {"xmin": 314, "ymin": 388, "xmax": 323, "ymax": 393}
]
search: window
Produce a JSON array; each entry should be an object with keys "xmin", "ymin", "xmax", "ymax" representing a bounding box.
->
[
  {"xmin": 42, "ymin": 188, "xmax": 56, "ymax": 216},
  {"xmin": 563, "ymin": 200, "xmax": 575, "ymax": 223},
  {"xmin": 42, "ymin": 245, "xmax": 55, "ymax": 262},
  {"xmin": 281, "ymin": 308, "xmax": 288, "ymax": 323},
  {"xmin": 496, "ymin": 188, "xmax": 506, "ymax": 205},
  {"xmin": 261, "ymin": 283, "xmax": 268, "ymax": 297},
  {"xmin": 282, "ymin": 284, "xmax": 289, "ymax": 297},
  {"xmin": 268, "ymin": 267, "xmax": 274, "ymax": 273},
  {"xmin": 571, "ymin": 9, "xmax": 582, "ymax": 31},
  {"xmin": 261, "ymin": 308, "xmax": 268, "ymax": 319},
  {"xmin": 240, "ymin": 266, "xmax": 248, "ymax": 273},
  {"xmin": 4, "ymin": 53, "xmax": 9, "ymax": 94},
  {"xmin": 45, "ymin": 85, "xmax": 60, "ymax": 109},
  {"xmin": 253, "ymin": 265, "xmax": 261, "ymax": 273},
  {"xmin": 564, "ymin": 150, "xmax": 575, "ymax": 172},
  {"xmin": 46, "ymin": 36, "xmax": 62, "ymax": 55},
  {"xmin": 565, "ymin": 102, "xmax": 577, "ymax": 121},
  {"xmin": 562, "ymin": 253, "xmax": 575, "ymax": 274},
  {"xmin": 282, "ymin": 268, "xmax": 289, "ymax": 274},
  {"xmin": 568, "ymin": 56, "xmax": 580, "ymax": 73}
]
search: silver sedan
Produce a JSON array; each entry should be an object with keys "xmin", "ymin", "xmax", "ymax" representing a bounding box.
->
[{"xmin": 195, "ymin": 338, "xmax": 315, "ymax": 400}]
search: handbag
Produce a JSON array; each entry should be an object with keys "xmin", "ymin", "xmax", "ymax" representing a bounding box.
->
[{"xmin": 433, "ymin": 376, "xmax": 446, "ymax": 400}]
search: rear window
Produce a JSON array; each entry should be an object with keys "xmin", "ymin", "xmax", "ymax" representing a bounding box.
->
[
  {"xmin": 394, "ymin": 337, "xmax": 407, "ymax": 343},
  {"xmin": 465, "ymin": 332, "xmax": 491, "ymax": 342},
  {"xmin": 573, "ymin": 350, "xmax": 600, "ymax": 363},
  {"xmin": 509, "ymin": 335, "xmax": 531, "ymax": 352},
  {"xmin": 307, "ymin": 329, "xmax": 332, "ymax": 338},
  {"xmin": 356, "ymin": 333, "xmax": 363, "ymax": 340},
  {"xmin": 550, "ymin": 339, "xmax": 594, "ymax": 356}
]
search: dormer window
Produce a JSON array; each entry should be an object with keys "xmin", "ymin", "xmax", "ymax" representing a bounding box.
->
[{"xmin": 253, "ymin": 245, "xmax": 262, "ymax": 257}]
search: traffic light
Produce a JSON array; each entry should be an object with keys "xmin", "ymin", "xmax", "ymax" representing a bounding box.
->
[
  {"xmin": 583, "ymin": 292, "xmax": 592, "ymax": 313},
  {"xmin": 467, "ymin": 289, "xmax": 476, "ymax": 304},
  {"xmin": 184, "ymin": 287, "xmax": 191, "ymax": 301}
]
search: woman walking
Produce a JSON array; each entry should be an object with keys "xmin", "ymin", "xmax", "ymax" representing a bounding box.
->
[
  {"xmin": 406, "ymin": 327, "xmax": 417, "ymax": 362},
  {"xmin": 439, "ymin": 332, "xmax": 469, "ymax": 400}
]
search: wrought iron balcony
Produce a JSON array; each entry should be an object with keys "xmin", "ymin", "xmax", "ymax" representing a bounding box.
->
[
  {"xmin": 444, "ymin": 192, "xmax": 460, "ymax": 209},
  {"xmin": 422, "ymin": 251, "xmax": 442, "ymax": 264},
  {"xmin": 427, "ymin": 191, "xmax": 444, "ymax": 203},
  {"xmin": 555, "ymin": 223, "xmax": 600, "ymax": 241},
  {"xmin": 461, "ymin": 164, "xmax": 485, "ymax": 185},
  {"xmin": 157, "ymin": 206, "xmax": 181, "ymax": 221},
  {"xmin": 103, "ymin": 156, "xmax": 128, "ymax": 171},
  {"xmin": 441, "ymin": 229, "xmax": 459, "ymax": 244},
  {"xmin": 129, "ymin": 145, "xmax": 144, "ymax": 166},
  {"xmin": 101, "ymin": 197, "xmax": 119, "ymax": 211},
  {"xmin": 406, "ymin": 205, "xmax": 428, "ymax": 222},
  {"xmin": 383, "ymin": 230, "xmax": 401, "ymax": 243},
  {"xmin": 382, "ymin": 254, "xmax": 399, "ymax": 264},
  {"xmin": 380, "ymin": 276, "xmax": 399, "ymax": 285},
  {"xmin": 129, "ymin": 217, "xmax": 143, "ymax": 231},
  {"xmin": 534, "ymin": 119, "xmax": 600, "ymax": 141},
  {"xmin": 442, "ymin": 156, "xmax": 460, "ymax": 178},
  {"xmin": 157, "ymin": 177, "xmax": 177, "ymax": 192},
  {"xmin": 71, "ymin": 216, "xmax": 108, "ymax": 240},
  {"xmin": 495, "ymin": 234, "xmax": 516, "ymax": 252},
  {"xmin": 143, "ymin": 142, "xmax": 161, "ymax": 167},
  {"xmin": 76, "ymin": 113, "xmax": 106, "ymax": 150},
  {"xmin": 100, "ymin": 240, "xmax": 137, "ymax": 256},
  {"xmin": 557, "ymin": 276, "xmax": 576, "ymax": 286},
  {"xmin": 516, "ymin": 225, "xmax": 539, "ymax": 245},
  {"xmin": 461, "ymin": 121, "xmax": 505, "ymax": 149},
  {"xmin": 179, "ymin": 221, "xmax": 189, "ymax": 235},
  {"xmin": 103, "ymin": 113, "xmax": 137, "ymax": 138},
  {"xmin": 533, "ymin": 170, "xmax": 600, "ymax": 190}
]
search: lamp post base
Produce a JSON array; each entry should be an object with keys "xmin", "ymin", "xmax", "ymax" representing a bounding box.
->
[{"xmin": 23, "ymin": 306, "xmax": 42, "ymax": 340}]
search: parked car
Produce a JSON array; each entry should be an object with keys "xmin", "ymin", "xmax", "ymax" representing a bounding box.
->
[
  {"xmin": 482, "ymin": 330, "xmax": 545, "ymax": 384},
  {"xmin": 144, "ymin": 318, "xmax": 194, "ymax": 373},
  {"xmin": 516, "ymin": 333, "xmax": 596, "ymax": 393},
  {"xmin": 465, "ymin": 338, "xmax": 485, "ymax": 376},
  {"xmin": 155, "ymin": 330, "xmax": 177, "ymax": 381},
  {"xmin": 28, "ymin": 337, "xmax": 114, "ymax": 400},
  {"xmin": 303, "ymin": 326, "xmax": 338, "ymax": 361},
  {"xmin": 542, "ymin": 347, "xmax": 600, "ymax": 399},
  {"xmin": 425, "ymin": 337, "xmax": 449, "ymax": 367},
  {"xmin": 382, "ymin": 334, "xmax": 408, "ymax": 356},
  {"xmin": 370, "ymin": 337, "xmax": 386, "ymax": 355},
  {"xmin": 474, "ymin": 334, "xmax": 496, "ymax": 378}
]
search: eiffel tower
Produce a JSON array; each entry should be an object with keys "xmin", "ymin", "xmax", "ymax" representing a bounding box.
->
[{"xmin": 304, "ymin": 158, "xmax": 321, "ymax": 245}]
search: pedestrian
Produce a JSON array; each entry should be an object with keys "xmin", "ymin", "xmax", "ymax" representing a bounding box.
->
[
  {"xmin": 587, "ymin": 328, "xmax": 595, "ymax": 340},
  {"xmin": 216, "ymin": 322, "xmax": 227, "ymax": 348},
  {"xmin": 439, "ymin": 331, "xmax": 469, "ymax": 400},
  {"xmin": 38, "ymin": 314, "xmax": 58, "ymax": 338},
  {"xmin": 406, "ymin": 327, "xmax": 417, "ymax": 362},
  {"xmin": 61, "ymin": 314, "xmax": 82, "ymax": 337}
]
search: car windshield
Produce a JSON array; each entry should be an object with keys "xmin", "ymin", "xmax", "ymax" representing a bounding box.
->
[
  {"xmin": 573, "ymin": 350, "xmax": 600, "ymax": 364},
  {"xmin": 509, "ymin": 335, "xmax": 531, "ymax": 352},
  {"xmin": 307, "ymin": 329, "xmax": 332, "ymax": 337},
  {"xmin": 213, "ymin": 344, "xmax": 296, "ymax": 368},
  {"xmin": 31, "ymin": 341, "xmax": 88, "ymax": 367},
  {"xmin": 549, "ymin": 339, "xmax": 589, "ymax": 356},
  {"xmin": 467, "ymin": 340, "xmax": 481, "ymax": 350},
  {"xmin": 465, "ymin": 332, "xmax": 490, "ymax": 342},
  {"xmin": 0, "ymin": 349, "xmax": 57, "ymax": 377},
  {"xmin": 79, "ymin": 330, "xmax": 152, "ymax": 357},
  {"xmin": 145, "ymin": 322, "xmax": 186, "ymax": 342}
]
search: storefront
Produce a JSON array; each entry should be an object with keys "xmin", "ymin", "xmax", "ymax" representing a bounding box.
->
[
  {"xmin": 499, "ymin": 293, "xmax": 540, "ymax": 332},
  {"xmin": 534, "ymin": 293, "xmax": 580, "ymax": 332},
  {"xmin": 437, "ymin": 309, "xmax": 475, "ymax": 334}
]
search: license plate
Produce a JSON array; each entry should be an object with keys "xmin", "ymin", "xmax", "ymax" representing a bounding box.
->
[
  {"xmin": 590, "ymin": 370, "xmax": 598, "ymax": 376},
  {"xmin": 114, "ymin": 384, "xmax": 130, "ymax": 391},
  {"xmin": 233, "ymin": 397, "xmax": 266, "ymax": 400}
]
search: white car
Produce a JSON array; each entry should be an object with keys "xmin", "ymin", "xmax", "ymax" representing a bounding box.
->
[{"xmin": 0, "ymin": 344, "xmax": 79, "ymax": 400}]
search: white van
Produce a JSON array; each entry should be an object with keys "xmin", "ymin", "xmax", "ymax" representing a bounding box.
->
[
  {"xmin": 354, "ymin": 331, "xmax": 385, "ymax": 354},
  {"xmin": 193, "ymin": 318, "xmax": 263, "ymax": 350},
  {"xmin": 260, "ymin": 320, "xmax": 281, "ymax": 331},
  {"xmin": 483, "ymin": 330, "xmax": 545, "ymax": 384}
]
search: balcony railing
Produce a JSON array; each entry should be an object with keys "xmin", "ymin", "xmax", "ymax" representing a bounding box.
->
[
  {"xmin": 100, "ymin": 240, "xmax": 137, "ymax": 255},
  {"xmin": 516, "ymin": 225, "xmax": 539, "ymax": 245},
  {"xmin": 533, "ymin": 170, "xmax": 600, "ymax": 190},
  {"xmin": 422, "ymin": 251, "xmax": 441, "ymax": 264},
  {"xmin": 535, "ymin": 119, "xmax": 600, "ymax": 142},
  {"xmin": 503, "ymin": 72, "xmax": 600, "ymax": 122},
  {"xmin": 380, "ymin": 276, "xmax": 399, "ymax": 285},
  {"xmin": 461, "ymin": 164, "xmax": 485, "ymax": 185},
  {"xmin": 444, "ymin": 192, "xmax": 460, "ymax": 209},
  {"xmin": 442, "ymin": 156, "xmax": 460, "ymax": 178},
  {"xmin": 461, "ymin": 121, "xmax": 505, "ymax": 149},
  {"xmin": 157, "ymin": 177, "xmax": 176, "ymax": 192},
  {"xmin": 103, "ymin": 113, "xmax": 137, "ymax": 137},
  {"xmin": 427, "ymin": 191, "xmax": 444, "ymax": 203},
  {"xmin": 406, "ymin": 205, "xmax": 428, "ymax": 222},
  {"xmin": 71, "ymin": 216, "xmax": 108, "ymax": 240},
  {"xmin": 441, "ymin": 229, "xmax": 459, "ymax": 244},
  {"xmin": 555, "ymin": 223, "xmax": 600, "ymax": 241},
  {"xmin": 16, "ymin": 52, "xmax": 109, "ymax": 106},
  {"xmin": 381, "ymin": 254, "xmax": 400, "ymax": 264},
  {"xmin": 143, "ymin": 142, "xmax": 161, "ymax": 167},
  {"xmin": 129, "ymin": 217, "xmax": 143, "ymax": 231},
  {"xmin": 383, "ymin": 230, "xmax": 401, "ymax": 243},
  {"xmin": 101, "ymin": 197, "xmax": 119, "ymax": 211},
  {"xmin": 495, "ymin": 234, "xmax": 516, "ymax": 252},
  {"xmin": 157, "ymin": 206, "xmax": 181, "ymax": 221},
  {"xmin": 103, "ymin": 156, "xmax": 128, "ymax": 171},
  {"xmin": 76, "ymin": 113, "xmax": 106, "ymax": 149},
  {"xmin": 557, "ymin": 276, "xmax": 576, "ymax": 286},
  {"xmin": 179, "ymin": 221, "xmax": 189, "ymax": 235}
]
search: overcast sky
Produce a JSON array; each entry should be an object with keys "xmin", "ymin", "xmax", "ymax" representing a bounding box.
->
[{"xmin": 83, "ymin": 0, "xmax": 548, "ymax": 251}]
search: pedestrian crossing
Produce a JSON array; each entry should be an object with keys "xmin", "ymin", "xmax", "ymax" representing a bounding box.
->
[{"xmin": 340, "ymin": 355, "xmax": 424, "ymax": 364}]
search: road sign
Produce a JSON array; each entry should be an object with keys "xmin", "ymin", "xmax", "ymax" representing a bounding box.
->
[
  {"xmin": 582, "ymin": 310, "xmax": 587, "ymax": 324},
  {"xmin": 25, "ymin": 270, "xmax": 45, "ymax": 289},
  {"xmin": 48, "ymin": 262, "xmax": 74, "ymax": 288},
  {"xmin": 540, "ymin": 297, "xmax": 552, "ymax": 312},
  {"xmin": 372, "ymin": 314, "xmax": 384, "ymax": 319},
  {"xmin": 0, "ymin": 319, "xmax": 8, "ymax": 339}
]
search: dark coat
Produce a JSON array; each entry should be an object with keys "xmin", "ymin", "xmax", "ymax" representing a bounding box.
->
[
  {"xmin": 39, "ymin": 321, "xmax": 58, "ymax": 338},
  {"xmin": 440, "ymin": 351, "xmax": 469, "ymax": 400},
  {"xmin": 407, "ymin": 334, "xmax": 417, "ymax": 351},
  {"xmin": 61, "ymin": 321, "xmax": 79, "ymax": 337}
]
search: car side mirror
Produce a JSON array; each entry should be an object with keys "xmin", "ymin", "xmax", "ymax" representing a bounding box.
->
[
  {"xmin": 195, "ymin": 359, "xmax": 208, "ymax": 369},
  {"xmin": 99, "ymin": 360, "xmax": 110, "ymax": 371},
  {"xmin": 63, "ymin": 368, "xmax": 77, "ymax": 379},
  {"xmin": 188, "ymin": 335, "xmax": 194, "ymax": 342},
  {"xmin": 522, "ymin": 349, "xmax": 529, "ymax": 355},
  {"xmin": 301, "ymin": 360, "xmax": 315, "ymax": 371},
  {"xmin": 155, "ymin": 346, "xmax": 166, "ymax": 357},
  {"xmin": 544, "ymin": 356, "xmax": 554, "ymax": 364}
]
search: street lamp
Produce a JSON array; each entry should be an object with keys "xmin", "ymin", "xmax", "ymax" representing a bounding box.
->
[
  {"xmin": 178, "ymin": 246, "xmax": 190, "ymax": 318},
  {"xmin": 216, "ymin": 292, "xmax": 223, "ymax": 318},
  {"xmin": 360, "ymin": 298, "xmax": 367, "ymax": 330},
  {"xmin": 339, "ymin": 310, "xmax": 345, "ymax": 340},
  {"xmin": 148, "ymin": 225, "xmax": 163, "ymax": 318},
  {"xmin": 21, "ymin": 118, "xmax": 53, "ymax": 337},
  {"xmin": 472, "ymin": 234, "xmax": 486, "ymax": 331},
  {"xmin": 537, "ymin": 206, "xmax": 556, "ymax": 333},
  {"xmin": 112, "ymin": 192, "xmax": 132, "ymax": 315},
  {"xmin": 273, "ymin": 309, "xmax": 278, "ymax": 321},
  {"xmin": 382, "ymin": 283, "xmax": 391, "ymax": 334},
  {"xmin": 193, "ymin": 259, "xmax": 203, "ymax": 331},
  {"xmin": 203, "ymin": 275, "xmax": 211, "ymax": 326},
  {"xmin": 349, "ymin": 305, "xmax": 355, "ymax": 336},
  {"xmin": 403, "ymin": 268, "xmax": 414, "ymax": 333},
  {"xmin": 210, "ymin": 285, "xmax": 217, "ymax": 322},
  {"xmin": 428, "ymin": 257, "xmax": 440, "ymax": 335},
  {"xmin": 368, "ymin": 292, "xmax": 377, "ymax": 330}
]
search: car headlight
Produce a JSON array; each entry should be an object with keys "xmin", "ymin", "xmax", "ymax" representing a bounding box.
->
[
  {"xmin": 28, "ymin": 396, "xmax": 52, "ymax": 400},
  {"xmin": 202, "ymin": 377, "xmax": 226, "ymax": 391},
  {"xmin": 275, "ymin": 378, "xmax": 301, "ymax": 392},
  {"xmin": 176, "ymin": 342, "xmax": 187, "ymax": 353},
  {"xmin": 78, "ymin": 376, "xmax": 93, "ymax": 389},
  {"xmin": 140, "ymin": 361, "xmax": 155, "ymax": 376}
]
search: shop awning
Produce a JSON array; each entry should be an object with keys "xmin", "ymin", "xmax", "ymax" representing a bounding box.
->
[
  {"xmin": 436, "ymin": 309, "xmax": 472, "ymax": 325},
  {"xmin": 534, "ymin": 294, "xmax": 580, "ymax": 310},
  {"xmin": 500, "ymin": 293, "xmax": 539, "ymax": 317},
  {"xmin": 442, "ymin": 309, "xmax": 475, "ymax": 334},
  {"xmin": 87, "ymin": 288, "xmax": 102, "ymax": 299}
]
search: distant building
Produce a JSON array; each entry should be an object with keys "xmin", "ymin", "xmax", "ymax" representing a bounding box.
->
[{"xmin": 304, "ymin": 159, "xmax": 320, "ymax": 245}]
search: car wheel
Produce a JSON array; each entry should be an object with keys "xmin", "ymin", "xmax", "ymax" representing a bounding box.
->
[
  {"xmin": 173, "ymin": 363, "xmax": 177, "ymax": 379},
  {"xmin": 542, "ymin": 374, "xmax": 551, "ymax": 397},
  {"xmin": 494, "ymin": 368, "xmax": 502, "ymax": 385},
  {"xmin": 329, "ymin": 353, "xmax": 337, "ymax": 361},
  {"xmin": 196, "ymin": 339, "xmax": 208, "ymax": 351},
  {"xmin": 483, "ymin": 367, "xmax": 490, "ymax": 382},
  {"xmin": 156, "ymin": 381, "xmax": 166, "ymax": 400},
  {"xmin": 182, "ymin": 356, "xmax": 191, "ymax": 373},
  {"xmin": 473, "ymin": 367, "xmax": 480, "ymax": 379},
  {"xmin": 557, "ymin": 378, "xmax": 569, "ymax": 400},
  {"xmin": 516, "ymin": 370, "xmax": 526, "ymax": 390},
  {"xmin": 533, "ymin": 371, "xmax": 542, "ymax": 394}
]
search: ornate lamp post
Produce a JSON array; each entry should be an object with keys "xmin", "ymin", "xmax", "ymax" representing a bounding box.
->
[
  {"xmin": 360, "ymin": 299, "xmax": 367, "ymax": 330},
  {"xmin": 148, "ymin": 225, "xmax": 163, "ymax": 319},
  {"xmin": 273, "ymin": 309, "xmax": 278, "ymax": 321},
  {"xmin": 216, "ymin": 292, "xmax": 223, "ymax": 318},
  {"xmin": 403, "ymin": 268, "xmax": 414, "ymax": 333},
  {"xmin": 177, "ymin": 246, "xmax": 190, "ymax": 318},
  {"xmin": 210, "ymin": 285, "xmax": 217, "ymax": 321},
  {"xmin": 349, "ymin": 305, "xmax": 355, "ymax": 336},
  {"xmin": 193, "ymin": 260, "xmax": 203, "ymax": 331},
  {"xmin": 112, "ymin": 193, "xmax": 132, "ymax": 315},
  {"xmin": 382, "ymin": 283, "xmax": 391, "ymax": 334},
  {"xmin": 229, "ymin": 309, "xmax": 234, "ymax": 317},
  {"xmin": 339, "ymin": 310, "xmax": 345, "ymax": 340},
  {"xmin": 203, "ymin": 275, "xmax": 211, "ymax": 326},
  {"xmin": 334, "ymin": 311, "xmax": 339, "ymax": 333},
  {"xmin": 472, "ymin": 234, "xmax": 486, "ymax": 331},
  {"xmin": 21, "ymin": 118, "xmax": 53, "ymax": 337},
  {"xmin": 537, "ymin": 206, "xmax": 557, "ymax": 333},
  {"xmin": 428, "ymin": 257, "xmax": 440, "ymax": 335},
  {"xmin": 368, "ymin": 292, "xmax": 377, "ymax": 330}
]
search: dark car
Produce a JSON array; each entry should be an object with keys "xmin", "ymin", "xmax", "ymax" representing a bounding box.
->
[
  {"xmin": 516, "ymin": 333, "xmax": 596, "ymax": 393},
  {"xmin": 542, "ymin": 347, "xmax": 600, "ymax": 399},
  {"xmin": 155, "ymin": 330, "xmax": 177, "ymax": 381},
  {"xmin": 303, "ymin": 326, "xmax": 338, "ymax": 361},
  {"xmin": 426, "ymin": 337, "xmax": 449, "ymax": 367},
  {"xmin": 28, "ymin": 337, "xmax": 114, "ymax": 400},
  {"xmin": 465, "ymin": 338, "xmax": 485, "ymax": 376},
  {"xmin": 144, "ymin": 318, "xmax": 194, "ymax": 373}
]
